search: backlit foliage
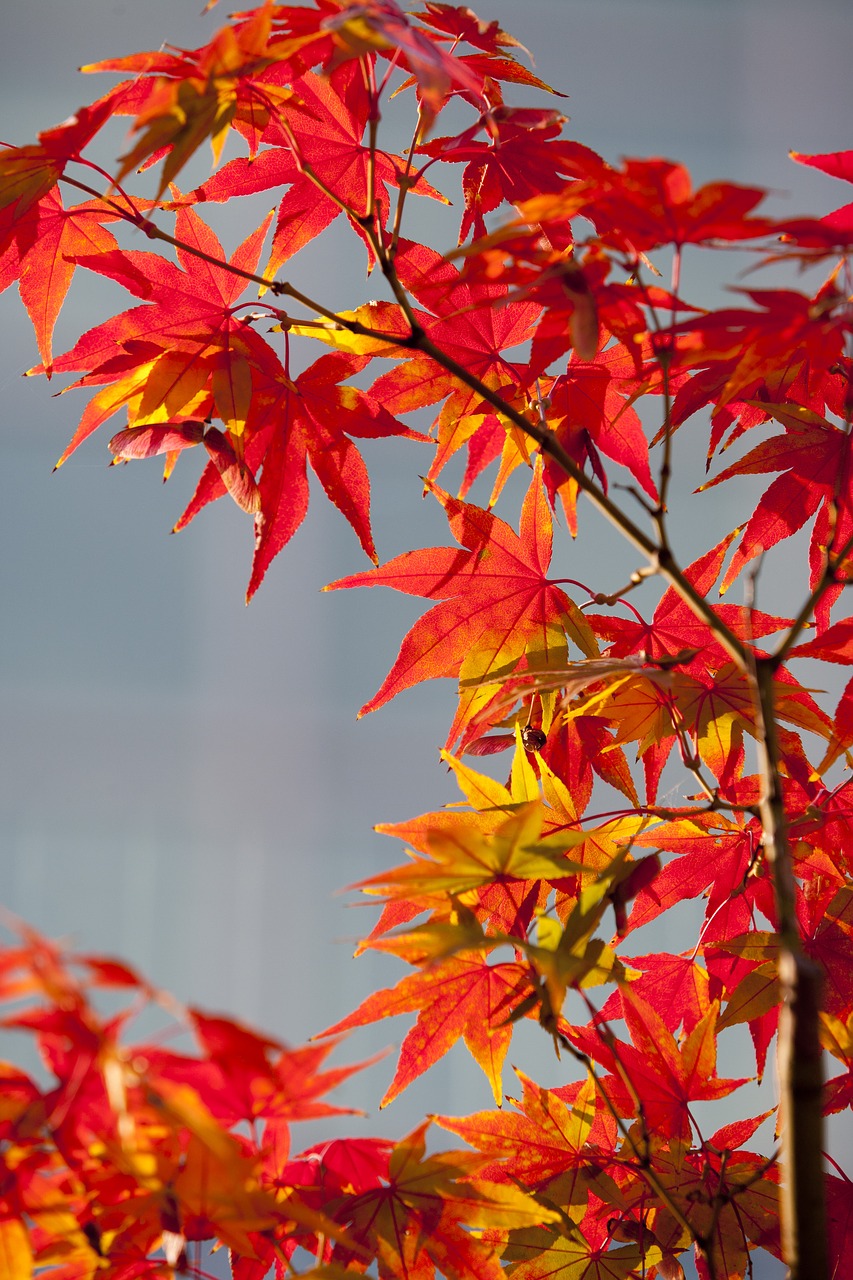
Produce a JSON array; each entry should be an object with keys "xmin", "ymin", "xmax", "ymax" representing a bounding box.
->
[{"xmin": 2, "ymin": 2, "xmax": 853, "ymax": 1276}]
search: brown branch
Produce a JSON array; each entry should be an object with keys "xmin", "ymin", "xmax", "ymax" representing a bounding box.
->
[{"xmin": 751, "ymin": 657, "xmax": 827, "ymax": 1280}]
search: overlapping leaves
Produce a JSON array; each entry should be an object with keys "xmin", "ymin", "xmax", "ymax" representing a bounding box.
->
[{"xmin": 2, "ymin": 3, "xmax": 853, "ymax": 1278}]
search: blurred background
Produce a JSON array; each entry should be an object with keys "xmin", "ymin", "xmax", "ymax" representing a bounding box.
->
[{"xmin": 1, "ymin": 8, "xmax": 852, "ymax": 1273}]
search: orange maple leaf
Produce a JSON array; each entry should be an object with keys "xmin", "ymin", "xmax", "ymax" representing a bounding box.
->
[{"xmin": 325, "ymin": 461, "xmax": 596, "ymax": 749}]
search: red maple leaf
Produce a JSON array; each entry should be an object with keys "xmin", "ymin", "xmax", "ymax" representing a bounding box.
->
[
  {"xmin": 700, "ymin": 403, "xmax": 853, "ymax": 616},
  {"xmin": 571, "ymin": 990, "xmax": 748, "ymax": 1142},
  {"xmin": 597, "ymin": 952, "xmax": 713, "ymax": 1037},
  {"xmin": 325, "ymin": 462, "xmax": 594, "ymax": 749},
  {"xmin": 318, "ymin": 953, "xmax": 534, "ymax": 1106},
  {"xmin": 80, "ymin": 6, "xmax": 292, "ymax": 192},
  {"xmin": 539, "ymin": 342, "xmax": 659, "ymax": 535},
  {"xmin": 367, "ymin": 239, "xmax": 541, "ymax": 485},
  {"xmin": 780, "ymin": 150, "xmax": 853, "ymax": 249},
  {"xmin": 418, "ymin": 108, "xmax": 600, "ymax": 243},
  {"xmin": 36, "ymin": 206, "xmax": 277, "ymax": 482},
  {"xmin": 518, "ymin": 156, "xmax": 775, "ymax": 254},
  {"xmin": 174, "ymin": 349, "xmax": 425, "ymax": 598},
  {"xmin": 0, "ymin": 84, "xmax": 130, "ymax": 255},
  {"xmin": 671, "ymin": 278, "xmax": 850, "ymax": 414},
  {"xmin": 189, "ymin": 62, "xmax": 447, "ymax": 271},
  {"xmin": 628, "ymin": 811, "xmax": 776, "ymax": 943},
  {"xmin": 588, "ymin": 533, "xmax": 790, "ymax": 671},
  {"xmin": 436, "ymin": 1069, "xmax": 612, "ymax": 1193},
  {"xmin": 0, "ymin": 188, "xmax": 120, "ymax": 374}
]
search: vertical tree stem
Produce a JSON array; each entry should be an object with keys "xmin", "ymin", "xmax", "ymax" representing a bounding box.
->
[{"xmin": 753, "ymin": 658, "xmax": 827, "ymax": 1280}]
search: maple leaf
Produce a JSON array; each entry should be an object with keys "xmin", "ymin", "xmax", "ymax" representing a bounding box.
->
[
  {"xmin": 418, "ymin": 108, "xmax": 600, "ymax": 242},
  {"xmin": 326, "ymin": 461, "xmax": 596, "ymax": 749},
  {"xmin": 587, "ymin": 533, "xmax": 790, "ymax": 670},
  {"xmin": 597, "ymin": 952, "xmax": 713, "ymax": 1038},
  {"xmin": 317, "ymin": 951, "xmax": 535, "ymax": 1106},
  {"xmin": 671, "ymin": 278, "xmax": 850, "ymax": 420},
  {"xmin": 503, "ymin": 1221, "xmax": 661, "ymax": 1280},
  {"xmin": 329, "ymin": 1122, "xmax": 559, "ymax": 1280},
  {"xmin": 366, "ymin": 240, "xmax": 542, "ymax": 486},
  {"xmin": 43, "ymin": 204, "xmax": 271, "ymax": 392},
  {"xmin": 565, "ymin": 647, "xmax": 829, "ymax": 798},
  {"xmin": 391, "ymin": 10, "xmax": 563, "ymax": 126},
  {"xmin": 354, "ymin": 799, "xmax": 587, "ymax": 903},
  {"xmin": 435, "ymin": 1075, "xmax": 601, "ymax": 1192},
  {"xmin": 699, "ymin": 403, "xmax": 853, "ymax": 602},
  {"xmin": 34, "ymin": 205, "xmax": 279, "ymax": 497},
  {"xmin": 412, "ymin": 4, "xmax": 532, "ymax": 58},
  {"xmin": 174, "ymin": 349, "xmax": 424, "ymax": 598},
  {"xmin": 0, "ymin": 84, "xmax": 130, "ymax": 259},
  {"xmin": 628, "ymin": 812, "xmax": 776, "ymax": 941},
  {"xmin": 629, "ymin": 1139, "xmax": 780, "ymax": 1280},
  {"xmin": 572, "ymin": 990, "xmax": 749, "ymax": 1143},
  {"xmin": 0, "ymin": 189, "xmax": 120, "ymax": 375},
  {"xmin": 366, "ymin": 738, "xmax": 647, "ymax": 953},
  {"xmin": 780, "ymin": 149, "xmax": 853, "ymax": 250},
  {"xmin": 517, "ymin": 156, "xmax": 775, "ymax": 254},
  {"xmin": 534, "ymin": 343, "xmax": 659, "ymax": 536},
  {"xmin": 368, "ymin": 740, "xmax": 568, "ymax": 941},
  {"xmin": 327, "ymin": 0, "xmax": 561, "ymax": 131},
  {"xmin": 83, "ymin": 6, "xmax": 290, "ymax": 194},
  {"xmin": 189, "ymin": 62, "xmax": 447, "ymax": 272}
]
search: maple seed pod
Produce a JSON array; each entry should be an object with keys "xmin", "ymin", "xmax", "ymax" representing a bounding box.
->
[{"xmin": 521, "ymin": 726, "xmax": 547, "ymax": 752}]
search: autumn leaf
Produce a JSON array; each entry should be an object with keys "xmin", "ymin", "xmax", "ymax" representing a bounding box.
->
[
  {"xmin": 700, "ymin": 403, "xmax": 853, "ymax": 599},
  {"xmin": 353, "ymin": 800, "xmax": 587, "ymax": 903},
  {"xmin": 330, "ymin": 1122, "xmax": 559, "ymax": 1280},
  {"xmin": 783, "ymin": 149, "xmax": 853, "ymax": 248},
  {"xmin": 628, "ymin": 811, "xmax": 775, "ymax": 941},
  {"xmin": 571, "ymin": 990, "xmax": 749, "ymax": 1143},
  {"xmin": 503, "ymin": 1221, "xmax": 660, "ymax": 1280},
  {"xmin": 587, "ymin": 533, "xmax": 791, "ymax": 673},
  {"xmin": 187, "ymin": 63, "xmax": 446, "ymax": 276},
  {"xmin": 85, "ymin": 6, "xmax": 286, "ymax": 195},
  {"xmin": 538, "ymin": 342, "xmax": 658, "ymax": 535},
  {"xmin": 368, "ymin": 739, "xmax": 572, "ymax": 941},
  {"xmin": 436, "ymin": 1072, "xmax": 606, "ymax": 1206},
  {"xmin": 516, "ymin": 156, "xmax": 774, "ymax": 253},
  {"xmin": 0, "ymin": 84, "xmax": 130, "ymax": 255},
  {"xmin": 0, "ymin": 189, "xmax": 121, "ymax": 375},
  {"xmin": 42, "ymin": 206, "xmax": 276, "ymax": 476},
  {"xmin": 673, "ymin": 280, "xmax": 850, "ymax": 428},
  {"xmin": 325, "ymin": 461, "xmax": 596, "ymax": 749},
  {"xmin": 418, "ymin": 108, "xmax": 600, "ymax": 243},
  {"xmin": 365, "ymin": 240, "xmax": 542, "ymax": 486},
  {"xmin": 173, "ymin": 349, "xmax": 425, "ymax": 597},
  {"xmin": 597, "ymin": 952, "xmax": 712, "ymax": 1036},
  {"xmin": 317, "ymin": 952, "xmax": 536, "ymax": 1106}
]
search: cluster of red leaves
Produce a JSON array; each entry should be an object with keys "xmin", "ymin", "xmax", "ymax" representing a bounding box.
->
[
  {"xmin": 0, "ymin": 922, "xmax": 558, "ymax": 1280},
  {"xmin": 3, "ymin": 1, "xmax": 853, "ymax": 1277}
]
